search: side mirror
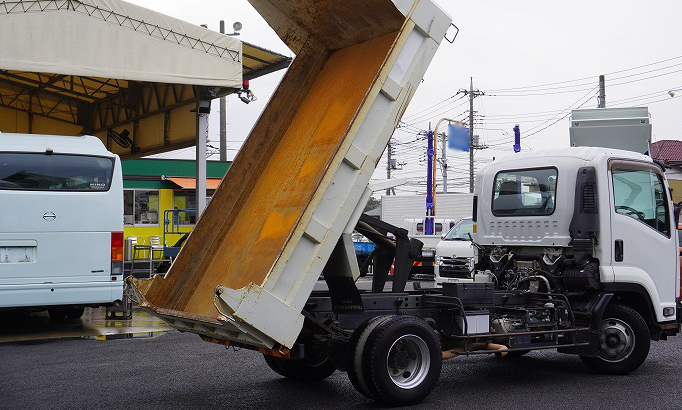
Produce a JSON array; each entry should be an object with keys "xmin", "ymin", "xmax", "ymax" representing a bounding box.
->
[{"xmin": 675, "ymin": 201, "xmax": 682, "ymax": 227}]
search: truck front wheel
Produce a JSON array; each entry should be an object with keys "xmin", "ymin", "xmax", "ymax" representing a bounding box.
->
[
  {"xmin": 263, "ymin": 354, "xmax": 336, "ymax": 382},
  {"xmin": 580, "ymin": 304, "xmax": 650, "ymax": 375}
]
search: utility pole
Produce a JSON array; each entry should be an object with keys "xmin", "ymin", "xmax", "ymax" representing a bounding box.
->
[
  {"xmin": 456, "ymin": 78, "xmax": 485, "ymax": 193},
  {"xmin": 219, "ymin": 20, "xmax": 228, "ymax": 162},
  {"xmin": 598, "ymin": 75, "xmax": 606, "ymax": 108},
  {"xmin": 468, "ymin": 78, "xmax": 475, "ymax": 193}
]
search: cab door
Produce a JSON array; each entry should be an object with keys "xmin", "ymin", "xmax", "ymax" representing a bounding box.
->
[{"xmin": 608, "ymin": 160, "xmax": 678, "ymax": 322}]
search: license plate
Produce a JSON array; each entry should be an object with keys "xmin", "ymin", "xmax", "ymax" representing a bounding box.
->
[{"xmin": 0, "ymin": 246, "xmax": 36, "ymax": 264}]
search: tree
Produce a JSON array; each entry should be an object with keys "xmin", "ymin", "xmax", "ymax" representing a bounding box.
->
[{"xmin": 364, "ymin": 196, "xmax": 381, "ymax": 212}]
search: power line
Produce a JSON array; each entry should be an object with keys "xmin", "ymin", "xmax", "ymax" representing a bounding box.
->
[
  {"xmin": 401, "ymin": 94, "xmax": 465, "ymax": 121},
  {"xmin": 488, "ymin": 62, "xmax": 682, "ymax": 95},
  {"xmin": 487, "ymin": 68, "xmax": 682, "ymax": 97},
  {"xmin": 523, "ymin": 90, "xmax": 598, "ymax": 139},
  {"xmin": 486, "ymin": 55, "xmax": 682, "ymax": 92}
]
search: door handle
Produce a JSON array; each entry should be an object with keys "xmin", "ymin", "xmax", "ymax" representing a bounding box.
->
[{"xmin": 615, "ymin": 239, "xmax": 623, "ymax": 262}]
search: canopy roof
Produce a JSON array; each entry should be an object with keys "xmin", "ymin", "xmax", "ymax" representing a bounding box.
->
[
  {"xmin": 166, "ymin": 176, "xmax": 222, "ymax": 190},
  {"xmin": 0, "ymin": 0, "xmax": 291, "ymax": 157}
]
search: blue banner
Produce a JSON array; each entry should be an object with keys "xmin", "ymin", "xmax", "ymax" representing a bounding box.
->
[{"xmin": 448, "ymin": 123, "xmax": 469, "ymax": 152}]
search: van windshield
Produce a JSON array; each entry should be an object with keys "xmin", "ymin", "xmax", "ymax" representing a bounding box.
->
[
  {"xmin": 443, "ymin": 219, "xmax": 473, "ymax": 241},
  {"xmin": 0, "ymin": 153, "xmax": 114, "ymax": 191}
]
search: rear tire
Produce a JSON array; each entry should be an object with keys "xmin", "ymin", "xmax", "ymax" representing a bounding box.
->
[
  {"xmin": 48, "ymin": 308, "xmax": 67, "ymax": 321},
  {"xmin": 580, "ymin": 304, "xmax": 650, "ymax": 375},
  {"xmin": 263, "ymin": 354, "xmax": 336, "ymax": 382},
  {"xmin": 66, "ymin": 307, "xmax": 85, "ymax": 319},
  {"xmin": 346, "ymin": 316, "xmax": 393, "ymax": 400},
  {"xmin": 362, "ymin": 315, "xmax": 442, "ymax": 406}
]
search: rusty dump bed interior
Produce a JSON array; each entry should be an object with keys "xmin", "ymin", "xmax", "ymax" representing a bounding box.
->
[{"xmin": 129, "ymin": 0, "xmax": 451, "ymax": 349}]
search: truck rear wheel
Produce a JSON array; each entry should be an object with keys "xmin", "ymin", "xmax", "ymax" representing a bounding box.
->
[
  {"xmin": 347, "ymin": 316, "xmax": 393, "ymax": 399},
  {"xmin": 262, "ymin": 354, "xmax": 336, "ymax": 382},
  {"xmin": 580, "ymin": 304, "xmax": 650, "ymax": 375},
  {"xmin": 350, "ymin": 315, "xmax": 442, "ymax": 406}
]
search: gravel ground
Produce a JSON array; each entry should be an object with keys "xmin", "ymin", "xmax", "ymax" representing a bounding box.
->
[{"xmin": 1, "ymin": 330, "xmax": 680, "ymax": 410}]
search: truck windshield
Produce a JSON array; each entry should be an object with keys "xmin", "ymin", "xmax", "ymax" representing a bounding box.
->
[
  {"xmin": 443, "ymin": 219, "xmax": 473, "ymax": 241},
  {"xmin": 0, "ymin": 153, "xmax": 114, "ymax": 191},
  {"xmin": 492, "ymin": 168, "xmax": 557, "ymax": 216}
]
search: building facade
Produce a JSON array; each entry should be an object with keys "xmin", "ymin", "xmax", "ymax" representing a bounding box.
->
[{"xmin": 122, "ymin": 159, "xmax": 230, "ymax": 257}]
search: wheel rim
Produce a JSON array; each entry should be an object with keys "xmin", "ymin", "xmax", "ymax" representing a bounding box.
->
[
  {"xmin": 386, "ymin": 334, "xmax": 431, "ymax": 389},
  {"xmin": 598, "ymin": 318, "xmax": 635, "ymax": 362}
]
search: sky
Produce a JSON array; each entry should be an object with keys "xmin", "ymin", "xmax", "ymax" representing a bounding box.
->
[{"xmin": 130, "ymin": 0, "xmax": 682, "ymax": 195}]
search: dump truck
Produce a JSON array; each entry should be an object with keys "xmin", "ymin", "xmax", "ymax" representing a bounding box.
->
[{"xmin": 128, "ymin": 0, "xmax": 680, "ymax": 406}]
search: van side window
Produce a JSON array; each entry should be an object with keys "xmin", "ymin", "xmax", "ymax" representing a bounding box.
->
[{"xmin": 612, "ymin": 169, "xmax": 670, "ymax": 237}]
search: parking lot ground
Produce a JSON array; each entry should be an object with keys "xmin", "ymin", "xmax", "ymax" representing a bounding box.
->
[
  {"xmin": 0, "ymin": 307, "xmax": 172, "ymax": 343},
  {"xmin": 1, "ymin": 329, "xmax": 681, "ymax": 409}
]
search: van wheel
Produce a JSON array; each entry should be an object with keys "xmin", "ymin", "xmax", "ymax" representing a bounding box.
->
[
  {"xmin": 66, "ymin": 307, "xmax": 85, "ymax": 319},
  {"xmin": 48, "ymin": 309, "xmax": 67, "ymax": 321},
  {"xmin": 580, "ymin": 304, "xmax": 650, "ymax": 375},
  {"xmin": 263, "ymin": 354, "xmax": 336, "ymax": 382},
  {"xmin": 356, "ymin": 315, "xmax": 442, "ymax": 406}
]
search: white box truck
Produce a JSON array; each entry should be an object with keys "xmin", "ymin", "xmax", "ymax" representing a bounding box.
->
[
  {"xmin": 382, "ymin": 193, "xmax": 473, "ymax": 275},
  {"xmin": 0, "ymin": 133, "xmax": 124, "ymax": 319}
]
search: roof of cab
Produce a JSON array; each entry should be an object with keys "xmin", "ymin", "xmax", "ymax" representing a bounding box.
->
[
  {"xmin": 490, "ymin": 146, "xmax": 651, "ymax": 167},
  {"xmin": 0, "ymin": 133, "xmax": 113, "ymax": 157}
]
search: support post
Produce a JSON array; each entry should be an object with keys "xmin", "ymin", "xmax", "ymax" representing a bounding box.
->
[
  {"xmin": 425, "ymin": 129, "xmax": 434, "ymax": 235},
  {"xmin": 441, "ymin": 130, "xmax": 447, "ymax": 193},
  {"xmin": 163, "ymin": 110, "xmax": 171, "ymax": 146},
  {"xmin": 386, "ymin": 139, "xmax": 392, "ymax": 195},
  {"xmin": 219, "ymin": 20, "xmax": 228, "ymax": 162},
  {"xmin": 196, "ymin": 99, "xmax": 210, "ymax": 217}
]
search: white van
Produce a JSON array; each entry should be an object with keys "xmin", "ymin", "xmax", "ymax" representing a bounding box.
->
[
  {"xmin": 0, "ymin": 133, "xmax": 124, "ymax": 319},
  {"xmin": 434, "ymin": 217, "xmax": 475, "ymax": 286}
]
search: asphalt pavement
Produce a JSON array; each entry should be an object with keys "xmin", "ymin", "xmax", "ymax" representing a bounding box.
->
[{"xmin": 1, "ymin": 329, "xmax": 680, "ymax": 409}]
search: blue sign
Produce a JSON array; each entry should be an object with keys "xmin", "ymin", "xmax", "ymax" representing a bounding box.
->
[{"xmin": 448, "ymin": 123, "xmax": 469, "ymax": 152}]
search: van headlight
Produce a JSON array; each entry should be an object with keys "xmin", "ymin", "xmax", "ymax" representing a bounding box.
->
[{"xmin": 435, "ymin": 255, "xmax": 444, "ymax": 265}]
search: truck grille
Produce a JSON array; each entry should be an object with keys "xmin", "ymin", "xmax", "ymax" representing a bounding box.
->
[{"xmin": 439, "ymin": 257, "xmax": 471, "ymax": 278}]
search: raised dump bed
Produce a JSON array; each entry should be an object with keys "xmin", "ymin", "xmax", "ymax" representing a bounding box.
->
[{"xmin": 129, "ymin": 0, "xmax": 451, "ymax": 350}]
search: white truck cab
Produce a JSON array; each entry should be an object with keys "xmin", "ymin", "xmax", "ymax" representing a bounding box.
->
[
  {"xmin": 434, "ymin": 217, "xmax": 474, "ymax": 285},
  {"xmin": 473, "ymin": 146, "xmax": 679, "ymax": 373},
  {"xmin": 0, "ymin": 133, "xmax": 124, "ymax": 319}
]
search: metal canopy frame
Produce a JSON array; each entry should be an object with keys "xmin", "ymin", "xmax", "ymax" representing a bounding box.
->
[
  {"xmin": 0, "ymin": 0, "xmax": 292, "ymax": 158},
  {"xmin": 0, "ymin": 57, "xmax": 291, "ymax": 158}
]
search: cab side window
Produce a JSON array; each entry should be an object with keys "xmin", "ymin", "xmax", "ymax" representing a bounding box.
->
[{"xmin": 612, "ymin": 169, "xmax": 670, "ymax": 237}]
